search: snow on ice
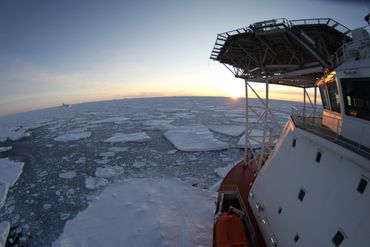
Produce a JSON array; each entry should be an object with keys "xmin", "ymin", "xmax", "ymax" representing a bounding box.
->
[
  {"xmin": 164, "ymin": 125, "xmax": 229, "ymax": 151},
  {"xmin": 103, "ymin": 132, "xmax": 150, "ymax": 143},
  {"xmin": 53, "ymin": 179, "xmax": 215, "ymax": 247}
]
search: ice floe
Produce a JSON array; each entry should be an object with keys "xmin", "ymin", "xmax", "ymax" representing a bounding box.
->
[
  {"xmin": 85, "ymin": 177, "xmax": 108, "ymax": 190},
  {"xmin": 98, "ymin": 152, "xmax": 115, "ymax": 158},
  {"xmin": 0, "ymin": 221, "xmax": 10, "ymax": 247},
  {"xmin": 58, "ymin": 171, "xmax": 77, "ymax": 179},
  {"xmin": 54, "ymin": 131, "xmax": 91, "ymax": 142},
  {"xmin": 89, "ymin": 116, "xmax": 128, "ymax": 125},
  {"xmin": 0, "ymin": 158, "xmax": 24, "ymax": 187},
  {"xmin": 0, "ymin": 158, "xmax": 24, "ymax": 209},
  {"xmin": 237, "ymin": 129, "xmax": 269, "ymax": 149},
  {"xmin": 0, "ymin": 184, "xmax": 7, "ymax": 209},
  {"xmin": 132, "ymin": 161, "xmax": 146, "ymax": 168},
  {"xmin": 0, "ymin": 147, "xmax": 12, "ymax": 153},
  {"xmin": 75, "ymin": 157, "xmax": 86, "ymax": 164},
  {"xmin": 208, "ymin": 125, "xmax": 245, "ymax": 137},
  {"xmin": 43, "ymin": 203, "xmax": 52, "ymax": 210},
  {"xmin": 95, "ymin": 166, "xmax": 124, "ymax": 178},
  {"xmin": 108, "ymin": 147, "xmax": 128, "ymax": 153},
  {"xmin": 164, "ymin": 125, "xmax": 229, "ymax": 151},
  {"xmin": 53, "ymin": 179, "xmax": 214, "ymax": 247},
  {"xmin": 0, "ymin": 127, "xmax": 30, "ymax": 142},
  {"xmin": 142, "ymin": 120, "xmax": 174, "ymax": 130},
  {"xmin": 103, "ymin": 132, "xmax": 150, "ymax": 143}
]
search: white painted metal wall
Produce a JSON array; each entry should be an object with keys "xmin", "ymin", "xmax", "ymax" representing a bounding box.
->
[{"xmin": 249, "ymin": 119, "xmax": 370, "ymax": 247}]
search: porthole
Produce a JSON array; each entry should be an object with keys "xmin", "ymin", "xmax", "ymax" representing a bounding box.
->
[
  {"xmin": 298, "ymin": 188, "xmax": 305, "ymax": 201},
  {"xmin": 294, "ymin": 234, "xmax": 299, "ymax": 242},
  {"xmin": 315, "ymin": 151, "xmax": 322, "ymax": 163},
  {"xmin": 357, "ymin": 178, "xmax": 368, "ymax": 194},
  {"xmin": 332, "ymin": 230, "xmax": 345, "ymax": 246},
  {"xmin": 292, "ymin": 138, "xmax": 296, "ymax": 147}
]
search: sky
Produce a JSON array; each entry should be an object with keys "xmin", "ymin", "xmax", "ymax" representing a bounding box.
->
[{"xmin": 0, "ymin": 0, "xmax": 368, "ymax": 116}]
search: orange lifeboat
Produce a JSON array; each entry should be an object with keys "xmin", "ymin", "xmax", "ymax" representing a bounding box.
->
[{"xmin": 214, "ymin": 214, "xmax": 249, "ymax": 247}]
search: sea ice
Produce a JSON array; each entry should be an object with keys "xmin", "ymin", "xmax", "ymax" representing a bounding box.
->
[
  {"xmin": 214, "ymin": 162, "xmax": 237, "ymax": 178},
  {"xmin": 0, "ymin": 183, "xmax": 8, "ymax": 209},
  {"xmin": 54, "ymin": 131, "xmax": 91, "ymax": 142},
  {"xmin": 58, "ymin": 171, "xmax": 77, "ymax": 179},
  {"xmin": 89, "ymin": 116, "xmax": 128, "ymax": 125},
  {"xmin": 75, "ymin": 157, "xmax": 86, "ymax": 164},
  {"xmin": 43, "ymin": 203, "xmax": 52, "ymax": 210},
  {"xmin": 108, "ymin": 147, "xmax": 128, "ymax": 153},
  {"xmin": 98, "ymin": 152, "xmax": 115, "ymax": 158},
  {"xmin": 94, "ymin": 159, "xmax": 110, "ymax": 165},
  {"xmin": 0, "ymin": 127, "xmax": 30, "ymax": 142},
  {"xmin": 103, "ymin": 132, "xmax": 150, "ymax": 143},
  {"xmin": 0, "ymin": 158, "xmax": 24, "ymax": 187},
  {"xmin": 208, "ymin": 125, "xmax": 245, "ymax": 137},
  {"xmin": 237, "ymin": 129, "xmax": 269, "ymax": 149},
  {"xmin": 164, "ymin": 125, "xmax": 229, "ymax": 151},
  {"xmin": 0, "ymin": 221, "xmax": 10, "ymax": 247},
  {"xmin": 0, "ymin": 147, "xmax": 12, "ymax": 153},
  {"xmin": 167, "ymin": 149, "xmax": 177, "ymax": 154},
  {"xmin": 95, "ymin": 166, "xmax": 124, "ymax": 178},
  {"xmin": 132, "ymin": 161, "xmax": 146, "ymax": 168},
  {"xmin": 85, "ymin": 177, "xmax": 108, "ymax": 190},
  {"xmin": 60, "ymin": 213, "xmax": 70, "ymax": 221},
  {"xmin": 53, "ymin": 179, "xmax": 214, "ymax": 247},
  {"xmin": 142, "ymin": 119, "xmax": 174, "ymax": 130}
]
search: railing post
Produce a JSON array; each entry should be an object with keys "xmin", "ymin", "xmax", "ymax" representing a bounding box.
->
[
  {"xmin": 303, "ymin": 88, "xmax": 306, "ymax": 117},
  {"xmin": 244, "ymin": 79, "xmax": 249, "ymax": 166},
  {"xmin": 313, "ymin": 86, "xmax": 317, "ymax": 116}
]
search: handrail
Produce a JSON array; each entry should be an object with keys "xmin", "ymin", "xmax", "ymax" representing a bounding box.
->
[
  {"xmin": 331, "ymin": 36, "xmax": 370, "ymax": 67},
  {"xmin": 290, "ymin": 109, "xmax": 370, "ymax": 158}
]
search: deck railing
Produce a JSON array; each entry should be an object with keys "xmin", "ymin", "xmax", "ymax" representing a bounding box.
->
[{"xmin": 290, "ymin": 106, "xmax": 370, "ymax": 159}]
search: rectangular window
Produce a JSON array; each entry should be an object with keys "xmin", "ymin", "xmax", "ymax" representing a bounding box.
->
[
  {"xmin": 341, "ymin": 78, "xmax": 370, "ymax": 121},
  {"xmin": 327, "ymin": 81, "xmax": 341, "ymax": 113},
  {"xmin": 319, "ymin": 85, "xmax": 331, "ymax": 110}
]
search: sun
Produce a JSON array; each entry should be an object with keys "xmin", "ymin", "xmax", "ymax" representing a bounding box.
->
[{"xmin": 220, "ymin": 82, "xmax": 243, "ymax": 99}]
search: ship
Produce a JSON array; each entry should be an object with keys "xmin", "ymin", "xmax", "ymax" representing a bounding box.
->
[{"xmin": 210, "ymin": 18, "xmax": 370, "ymax": 246}]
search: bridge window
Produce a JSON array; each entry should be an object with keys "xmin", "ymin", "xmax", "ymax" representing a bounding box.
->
[
  {"xmin": 341, "ymin": 78, "xmax": 370, "ymax": 121},
  {"xmin": 327, "ymin": 81, "xmax": 341, "ymax": 113},
  {"xmin": 319, "ymin": 85, "xmax": 331, "ymax": 110}
]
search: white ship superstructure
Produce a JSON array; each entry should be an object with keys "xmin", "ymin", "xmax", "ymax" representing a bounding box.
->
[{"xmin": 211, "ymin": 18, "xmax": 370, "ymax": 247}]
